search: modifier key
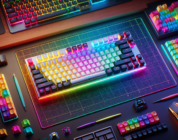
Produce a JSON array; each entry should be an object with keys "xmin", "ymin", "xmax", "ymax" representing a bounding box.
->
[
  {"xmin": 38, "ymin": 81, "xmax": 53, "ymax": 89},
  {"xmin": 6, "ymin": 8, "xmax": 15, "ymax": 13},
  {"xmin": 8, "ymin": 12, "xmax": 18, "ymax": 18},
  {"xmin": 120, "ymin": 52, "xmax": 134, "ymax": 59},
  {"xmin": 115, "ymin": 39, "xmax": 127, "ymax": 46},
  {"xmin": 10, "ymin": 17, "xmax": 17, "ymax": 23},
  {"xmin": 36, "ymin": 9, "xmax": 67, "ymax": 22},
  {"xmin": 114, "ymin": 58, "xmax": 131, "ymax": 66}
]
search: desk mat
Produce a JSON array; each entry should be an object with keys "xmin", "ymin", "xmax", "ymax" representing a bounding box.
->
[{"xmin": 15, "ymin": 17, "xmax": 177, "ymax": 128}]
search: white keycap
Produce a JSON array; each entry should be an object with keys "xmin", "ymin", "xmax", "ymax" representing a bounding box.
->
[
  {"xmin": 52, "ymin": 59, "xmax": 56, "ymax": 64},
  {"xmin": 90, "ymin": 69, "xmax": 95, "ymax": 73},
  {"xmin": 63, "ymin": 72, "xmax": 67, "ymax": 77},
  {"xmin": 54, "ymin": 69, "xmax": 59, "ymax": 74},
  {"xmin": 86, "ymin": 55, "xmax": 90, "ymax": 60},
  {"xmin": 72, "ymin": 69, "xmax": 77, "ymax": 74},
  {"xmin": 71, "ymin": 59, "xmax": 75, "ymax": 64},
  {"xmin": 62, "ymin": 56, "xmax": 67, "ymax": 61},
  {"xmin": 79, "ymin": 62, "xmax": 83, "ymax": 67},
  {"xmin": 113, "ymin": 34, "xmax": 118, "ymax": 40},
  {"xmin": 93, "ymin": 58, "xmax": 98, "ymax": 63},
  {"xmin": 82, "ymin": 66, "xmax": 86, "ymax": 71},
  {"xmin": 77, "ymin": 68, "xmax": 82, "ymax": 73},
  {"xmin": 51, "ymin": 65, "xmax": 56, "ymax": 69},
  {"xmin": 108, "ymin": 36, "xmax": 113, "ymax": 41},
  {"xmin": 74, "ymin": 63, "xmax": 79, "ymax": 68},
  {"xmin": 100, "ymin": 66, "xmax": 104, "ymax": 71},
  {"xmin": 96, "ymin": 62, "xmax": 101, "ymax": 67},
  {"xmin": 37, "ymin": 55, "xmax": 42, "ymax": 61},
  {"xmin": 90, "ymin": 54, "xmax": 95, "ymax": 58},
  {"xmin": 36, "ymin": 63, "xmax": 41, "ymax": 69},
  {"xmin": 110, "ymin": 58, "xmax": 115, "ymax": 63},
  {"xmin": 107, "ymin": 54, "xmax": 112, "ymax": 59},
  {"xmin": 48, "ymin": 76, "xmax": 52, "ymax": 81},
  {"xmin": 42, "ymin": 61, "xmax": 46, "ymax": 67},
  {"xmin": 76, "ymin": 73, "xmax": 81, "ymax": 78},
  {"xmin": 101, "ymin": 61, "xmax": 105, "ymax": 65},
  {"xmin": 61, "ymin": 62, "xmax": 66, "ymax": 67},
  {"xmin": 110, "ymin": 63, "xmax": 114, "ymax": 68},
  {"xmin": 48, "ymin": 52, "xmax": 53, "ymax": 58},
  {"xmin": 112, "ymin": 53, "xmax": 116, "ymax": 57},
  {"xmin": 64, "ymin": 66, "xmax": 68, "ymax": 71},
  {"xmin": 68, "ymin": 71, "xmax": 72, "ymax": 75},
  {"xmin": 95, "ymin": 67, "xmax": 100, "ymax": 72},
  {"xmin": 69, "ymin": 65, "xmax": 73, "ymax": 70},
  {"xmin": 81, "ymin": 56, "xmax": 85, "ymax": 61},
  {"xmin": 56, "ymin": 79, "xmax": 61, "ymax": 83},
  {"xmin": 103, "ymin": 37, "xmax": 108, "ymax": 43},
  {"xmin": 98, "ymin": 38, "xmax": 104, "ymax": 44},
  {"xmin": 117, "ymin": 51, "xmax": 122, "ymax": 55},
  {"xmin": 58, "ymin": 73, "xmax": 62, "ymax": 78},
  {"xmin": 66, "ymin": 60, "xmax": 70, "ymax": 65},
  {"xmin": 105, "ymin": 50, "xmax": 110, "ymax": 55},
  {"xmin": 106, "ymin": 44, "xmax": 110, "ymax": 49},
  {"xmin": 57, "ymin": 57, "xmax": 62, "ymax": 63},
  {"xmin": 105, "ymin": 60, "xmax": 110, "ymax": 64},
  {"xmin": 47, "ymin": 60, "xmax": 51, "ymax": 65},
  {"xmin": 53, "ymin": 51, "xmax": 58, "ymax": 57},
  {"xmin": 59, "ymin": 68, "xmax": 63, "ymax": 72},
  {"xmin": 93, "ymin": 40, "xmax": 98, "ymax": 47},
  {"xmin": 88, "ymin": 59, "xmax": 93, "ymax": 64},
  {"xmin": 104, "ymin": 65, "xmax": 109, "ymax": 69},
  {"xmin": 46, "ymin": 66, "xmax": 51, "ymax": 71},
  {"xmin": 81, "ymin": 72, "xmax": 86, "ymax": 76},
  {"xmin": 98, "ymin": 57, "xmax": 102, "ymax": 61},
  {"xmin": 71, "ymin": 74, "xmax": 76, "ymax": 79},
  {"xmin": 87, "ymin": 65, "xmax": 91, "ymax": 69},
  {"xmin": 56, "ymin": 63, "xmax": 61, "ymax": 68},
  {"xmin": 41, "ymin": 68, "xmax": 46, "ymax": 72},
  {"xmin": 115, "ymin": 56, "xmax": 120, "ymax": 61},
  {"xmin": 44, "ymin": 72, "xmax": 49, "ymax": 77},
  {"xmin": 43, "ymin": 54, "xmax": 48, "ymax": 59},
  {"xmin": 84, "ymin": 61, "xmax": 88, "ymax": 65},
  {"xmin": 86, "ymin": 70, "xmax": 90, "ymax": 75},
  {"xmin": 92, "ymin": 64, "xmax": 96, "ymax": 68},
  {"xmin": 100, "ymin": 51, "xmax": 104, "ymax": 56},
  {"xmin": 67, "ymin": 76, "xmax": 71, "ymax": 81},
  {"xmin": 115, "ymin": 47, "xmax": 119, "ymax": 51},
  {"xmin": 53, "ymin": 75, "xmax": 57, "ymax": 79},
  {"xmin": 102, "ymin": 55, "xmax": 107, "ymax": 60},
  {"xmin": 62, "ymin": 77, "xmax": 66, "ymax": 82},
  {"xmin": 76, "ymin": 58, "xmax": 80, "ymax": 62},
  {"xmin": 95, "ymin": 52, "xmax": 100, "ymax": 57},
  {"xmin": 110, "ymin": 48, "xmax": 114, "ymax": 53}
]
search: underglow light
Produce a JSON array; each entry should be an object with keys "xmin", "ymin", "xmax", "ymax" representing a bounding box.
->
[{"xmin": 39, "ymin": 66, "xmax": 146, "ymax": 100}]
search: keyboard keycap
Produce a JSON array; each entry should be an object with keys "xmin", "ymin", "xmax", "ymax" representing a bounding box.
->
[
  {"xmin": 8, "ymin": 12, "xmax": 18, "ymax": 18},
  {"xmin": 36, "ymin": 78, "xmax": 47, "ymax": 84},
  {"xmin": 95, "ymin": 128, "xmax": 112, "ymax": 137},
  {"xmin": 6, "ymin": 8, "xmax": 15, "ymax": 13},
  {"xmin": 38, "ymin": 81, "xmax": 53, "ymax": 89},
  {"xmin": 120, "ymin": 52, "xmax": 134, "ymax": 59},
  {"xmin": 5, "ymin": 4, "xmax": 12, "ymax": 9},
  {"xmin": 119, "ymin": 43, "xmax": 130, "ymax": 50},
  {"xmin": 10, "ymin": 17, "xmax": 17, "ymax": 23},
  {"xmin": 114, "ymin": 58, "xmax": 131, "ymax": 66},
  {"xmin": 120, "ymin": 64, "xmax": 127, "ymax": 72},
  {"xmin": 106, "ymin": 133, "xmax": 114, "ymax": 139},
  {"xmin": 122, "ymin": 48, "xmax": 132, "ymax": 54},
  {"xmin": 82, "ymin": 134, "xmax": 94, "ymax": 140},
  {"xmin": 36, "ymin": 9, "xmax": 68, "ymax": 22},
  {"xmin": 115, "ymin": 39, "xmax": 127, "ymax": 46}
]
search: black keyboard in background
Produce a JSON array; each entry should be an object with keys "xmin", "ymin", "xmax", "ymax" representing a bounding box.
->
[
  {"xmin": 74, "ymin": 126, "xmax": 117, "ymax": 140},
  {"xmin": 1, "ymin": 0, "xmax": 132, "ymax": 33}
]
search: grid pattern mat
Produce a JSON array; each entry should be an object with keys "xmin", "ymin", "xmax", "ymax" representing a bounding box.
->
[{"xmin": 15, "ymin": 18, "xmax": 177, "ymax": 128}]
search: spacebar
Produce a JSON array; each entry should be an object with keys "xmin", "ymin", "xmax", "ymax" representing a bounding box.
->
[
  {"xmin": 71, "ymin": 71, "xmax": 107, "ymax": 85},
  {"xmin": 36, "ymin": 9, "xmax": 68, "ymax": 22}
]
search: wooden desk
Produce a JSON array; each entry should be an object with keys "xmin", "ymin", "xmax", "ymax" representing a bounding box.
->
[{"xmin": 0, "ymin": 0, "xmax": 158, "ymax": 50}]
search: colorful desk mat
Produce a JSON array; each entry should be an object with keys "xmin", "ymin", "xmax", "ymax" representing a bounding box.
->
[{"xmin": 15, "ymin": 17, "xmax": 176, "ymax": 128}]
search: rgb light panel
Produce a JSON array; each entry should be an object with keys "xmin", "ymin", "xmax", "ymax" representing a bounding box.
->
[
  {"xmin": 25, "ymin": 32, "xmax": 146, "ymax": 100},
  {"xmin": 0, "ymin": 74, "xmax": 18, "ymax": 123},
  {"xmin": 117, "ymin": 111, "xmax": 160, "ymax": 135}
]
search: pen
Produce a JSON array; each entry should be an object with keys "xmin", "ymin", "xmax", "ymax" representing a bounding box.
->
[
  {"xmin": 153, "ymin": 93, "xmax": 178, "ymax": 103},
  {"xmin": 77, "ymin": 113, "xmax": 121, "ymax": 129},
  {"xmin": 13, "ymin": 74, "xmax": 26, "ymax": 111}
]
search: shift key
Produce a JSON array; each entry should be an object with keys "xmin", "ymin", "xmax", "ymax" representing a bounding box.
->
[
  {"xmin": 114, "ymin": 58, "xmax": 131, "ymax": 66},
  {"xmin": 38, "ymin": 81, "xmax": 53, "ymax": 89},
  {"xmin": 120, "ymin": 52, "xmax": 134, "ymax": 59}
]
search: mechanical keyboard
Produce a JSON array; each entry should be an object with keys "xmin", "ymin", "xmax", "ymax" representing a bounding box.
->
[
  {"xmin": 25, "ymin": 31, "xmax": 146, "ymax": 100},
  {"xmin": 1, "ymin": 0, "xmax": 131, "ymax": 33}
]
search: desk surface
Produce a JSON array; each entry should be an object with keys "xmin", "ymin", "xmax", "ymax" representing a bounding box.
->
[
  {"xmin": 1, "ymin": 11, "xmax": 178, "ymax": 140},
  {"xmin": 0, "ymin": 0, "xmax": 159, "ymax": 50}
]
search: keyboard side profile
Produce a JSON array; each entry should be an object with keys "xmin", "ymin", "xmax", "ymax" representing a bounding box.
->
[
  {"xmin": 1, "ymin": 0, "xmax": 132, "ymax": 33},
  {"xmin": 25, "ymin": 31, "xmax": 146, "ymax": 100}
]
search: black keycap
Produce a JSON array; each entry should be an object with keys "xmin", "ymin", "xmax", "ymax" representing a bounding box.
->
[
  {"xmin": 106, "ymin": 68, "xmax": 112, "ymax": 76},
  {"xmin": 57, "ymin": 5, "xmax": 61, "ymax": 9},
  {"xmin": 120, "ymin": 52, "xmax": 134, "ymax": 60},
  {"xmin": 98, "ymin": 136, "xmax": 105, "ymax": 140},
  {"xmin": 24, "ymin": 9, "xmax": 29, "ymax": 13},
  {"xmin": 119, "ymin": 43, "xmax": 130, "ymax": 50},
  {"xmin": 8, "ymin": 12, "xmax": 18, "ymax": 18},
  {"xmin": 35, "ymin": 6, "xmax": 39, "ymax": 11},
  {"xmin": 32, "ymin": 69, "xmax": 40, "ymax": 75},
  {"xmin": 28, "ymin": 13, "xmax": 32, "ymax": 18},
  {"xmin": 23, "ymin": 14, "xmax": 27, "ymax": 19},
  {"xmin": 62, "ymin": 3, "xmax": 66, "ymax": 8},
  {"xmin": 42, "ymin": 0, "xmax": 47, "ymax": 3},
  {"xmin": 54, "ymin": 1, "xmax": 59, "ymax": 5},
  {"xmin": 29, "ymin": 8, "xmax": 34, "ymax": 12},
  {"xmin": 47, "ymin": 0, "xmax": 52, "ymax": 2},
  {"xmin": 25, "ymin": 19, "xmax": 30, "ymax": 25},
  {"xmin": 63, "ymin": 81, "xmax": 70, "ymax": 88},
  {"xmin": 134, "ymin": 61, "xmax": 139, "ymax": 68},
  {"xmin": 161, "ymin": 124, "xmax": 168, "ymax": 131},
  {"xmin": 122, "ymin": 48, "xmax": 132, "ymax": 54},
  {"xmin": 5, "ymin": 4, "xmax": 12, "ymax": 9},
  {"xmin": 74, "ymin": 5, "xmax": 79, "ymax": 10},
  {"xmin": 19, "ymin": 11, "xmax": 23, "ymax": 15},
  {"xmin": 114, "ymin": 58, "xmax": 131, "ymax": 66},
  {"xmin": 17, "ymin": 16, "xmax": 22, "ymax": 21},
  {"xmin": 38, "ymin": 81, "xmax": 53, "ymax": 89},
  {"xmin": 38, "ymin": 10, "xmax": 42, "ymax": 15},
  {"xmin": 37, "ymin": 9, "xmax": 68, "ymax": 21},
  {"xmin": 83, "ymin": 43, "xmax": 88, "ymax": 49},
  {"xmin": 45, "ymin": 87, "xmax": 51, "ymax": 94},
  {"xmin": 31, "ymin": 17, "xmax": 36, "ymax": 23},
  {"xmin": 16, "ymin": 6, "xmax": 20, "ymax": 11},
  {"xmin": 127, "ymin": 63, "xmax": 133, "ymax": 70},
  {"xmin": 19, "ymin": 1, "xmax": 23, "ymax": 5},
  {"xmin": 77, "ymin": 44, "xmax": 83, "ymax": 50},
  {"xmin": 115, "ymin": 39, "xmax": 127, "ymax": 46},
  {"xmin": 66, "ymin": 48, "xmax": 72, "ymax": 54},
  {"xmin": 24, "ymin": 0, "xmax": 28, "ymax": 3},
  {"xmin": 3, "ymin": 0, "xmax": 8, "ymax": 4},
  {"xmin": 0, "ymin": 55, "xmax": 8, "ymax": 66},
  {"xmin": 29, "ymin": 0, "xmax": 33, "ymax": 2},
  {"xmin": 137, "ymin": 132, "xmax": 142, "ymax": 139},
  {"xmin": 37, "ymin": 1, "xmax": 42, "ymax": 5},
  {"xmin": 34, "ymin": 74, "xmax": 43, "ymax": 80},
  {"xmin": 68, "ymin": 6, "xmax": 74, "ymax": 12},
  {"xmin": 123, "ymin": 135, "xmax": 132, "ymax": 140},
  {"xmin": 51, "ymin": 85, "xmax": 57, "ymax": 92},
  {"xmin": 27, "ymin": 3, "xmax": 31, "ymax": 8},
  {"xmin": 106, "ymin": 133, "xmax": 114, "ymax": 139},
  {"xmin": 52, "ymin": 6, "xmax": 57, "ymax": 11},
  {"xmin": 49, "ymin": 2, "xmax": 54, "ymax": 6},
  {"xmin": 32, "ymin": 2, "xmax": 36, "ymax": 6},
  {"xmin": 152, "ymin": 127, "xmax": 158, "ymax": 133},
  {"xmin": 95, "ymin": 128, "xmax": 112, "ymax": 137},
  {"xmin": 128, "ymin": 36, "xmax": 133, "ymax": 41},
  {"xmin": 146, "ymin": 128, "xmax": 153, "ymax": 135},
  {"xmin": 131, "ymin": 56, "xmax": 136, "ymax": 61},
  {"xmin": 72, "ymin": 46, "xmax": 77, "ymax": 52},
  {"xmin": 67, "ymin": 2, "xmax": 71, "ymax": 6},
  {"xmin": 40, "ymin": 5, "xmax": 44, "ymax": 9},
  {"xmin": 39, "ymin": 89, "xmax": 45, "ymax": 96},
  {"xmin": 36, "ymin": 78, "xmax": 47, "ymax": 84},
  {"xmin": 156, "ymin": 125, "xmax": 163, "ymax": 132},
  {"xmin": 6, "ymin": 8, "xmax": 15, "ymax": 13},
  {"xmin": 72, "ymin": 0, "xmax": 77, "ymax": 4},
  {"xmin": 77, "ymin": 0, "xmax": 86, "ymax": 2},
  {"xmin": 113, "ymin": 66, "xmax": 120, "ymax": 74},
  {"xmin": 33, "ymin": 12, "xmax": 37, "ymax": 16},
  {"xmin": 82, "ymin": 134, "xmax": 94, "ymax": 140},
  {"xmin": 45, "ymin": 3, "xmax": 49, "ymax": 8},
  {"xmin": 13, "ymin": 2, "xmax": 18, "ymax": 6},
  {"xmin": 139, "ymin": 60, "xmax": 145, "ymax": 66},
  {"xmin": 57, "ymin": 83, "xmax": 63, "ymax": 90},
  {"xmin": 30, "ymin": 65, "xmax": 36, "ymax": 70},
  {"xmin": 47, "ymin": 7, "xmax": 52, "ymax": 12},
  {"xmin": 142, "ymin": 130, "xmax": 147, "ymax": 137},
  {"xmin": 42, "ymin": 9, "xmax": 47, "ymax": 13},
  {"xmin": 10, "ymin": 17, "xmax": 17, "ymax": 23},
  {"xmin": 59, "ymin": 0, "xmax": 63, "ymax": 3},
  {"xmin": 121, "ymin": 64, "xmax": 127, "ymax": 72},
  {"xmin": 131, "ymin": 133, "xmax": 138, "ymax": 139},
  {"xmin": 64, "ymin": 0, "xmax": 69, "ymax": 2},
  {"xmin": 136, "ymin": 54, "xmax": 142, "ymax": 60},
  {"xmin": 9, "ymin": 0, "xmax": 14, "ymax": 3}
]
